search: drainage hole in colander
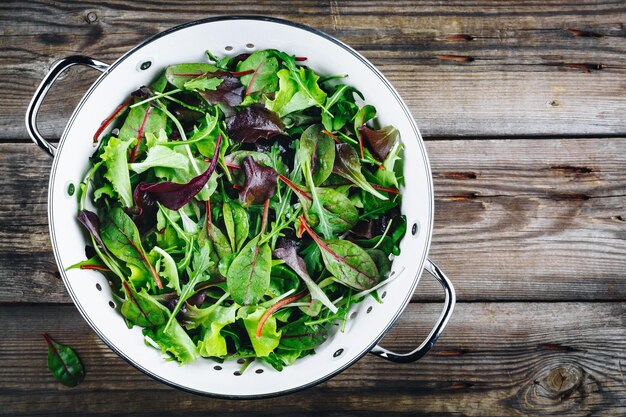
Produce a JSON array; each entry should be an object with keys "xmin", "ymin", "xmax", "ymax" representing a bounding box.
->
[
  {"xmin": 333, "ymin": 348, "xmax": 344, "ymax": 358},
  {"xmin": 108, "ymin": 301, "xmax": 115, "ymax": 308},
  {"xmin": 366, "ymin": 306, "xmax": 373, "ymax": 314},
  {"xmin": 246, "ymin": 43, "xmax": 255, "ymax": 49},
  {"xmin": 233, "ymin": 371, "xmax": 242, "ymax": 376},
  {"xmin": 96, "ymin": 283, "xmax": 102, "ymax": 291},
  {"xmin": 349, "ymin": 312, "xmax": 357, "ymax": 319},
  {"xmin": 213, "ymin": 365, "xmax": 222, "ymax": 371},
  {"xmin": 412, "ymin": 222, "xmax": 419, "ymax": 236},
  {"xmin": 236, "ymin": 358, "xmax": 245, "ymax": 364},
  {"xmin": 381, "ymin": 291, "xmax": 387, "ymax": 299},
  {"xmin": 255, "ymin": 369, "xmax": 264, "ymax": 374},
  {"xmin": 224, "ymin": 45, "xmax": 233, "ymax": 52}
]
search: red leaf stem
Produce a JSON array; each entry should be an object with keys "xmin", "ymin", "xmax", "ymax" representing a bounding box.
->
[
  {"xmin": 92, "ymin": 96, "xmax": 133, "ymax": 143},
  {"xmin": 255, "ymin": 292, "xmax": 306, "ymax": 339},
  {"xmin": 128, "ymin": 106, "xmax": 152, "ymax": 163},
  {"xmin": 79, "ymin": 264, "xmax": 111, "ymax": 272},
  {"xmin": 278, "ymin": 174, "xmax": 312, "ymax": 201},
  {"xmin": 230, "ymin": 69, "xmax": 255, "ymax": 77},
  {"xmin": 261, "ymin": 198, "xmax": 270, "ymax": 234},
  {"xmin": 321, "ymin": 129, "xmax": 341, "ymax": 144}
]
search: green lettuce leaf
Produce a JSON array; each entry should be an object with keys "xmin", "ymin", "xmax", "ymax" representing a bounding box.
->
[
  {"xmin": 197, "ymin": 304, "xmax": 237, "ymax": 357},
  {"xmin": 143, "ymin": 320, "xmax": 199, "ymax": 364},
  {"xmin": 101, "ymin": 137, "xmax": 134, "ymax": 207},
  {"xmin": 237, "ymin": 306, "xmax": 281, "ymax": 357},
  {"xmin": 129, "ymin": 145, "xmax": 189, "ymax": 175}
]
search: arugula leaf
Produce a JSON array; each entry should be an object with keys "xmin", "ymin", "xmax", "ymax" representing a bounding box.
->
[
  {"xmin": 333, "ymin": 143, "xmax": 387, "ymax": 200},
  {"xmin": 183, "ymin": 76, "xmax": 223, "ymax": 92},
  {"xmin": 43, "ymin": 333, "xmax": 85, "ymax": 387},
  {"xmin": 121, "ymin": 281, "xmax": 170, "ymax": 328},
  {"xmin": 238, "ymin": 306, "xmax": 281, "ymax": 357},
  {"xmin": 101, "ymin": 137, "xmax": 134, "ymax": 207},
  {"xmin": 226, "ymin": 236, "xmax": 271, "ymax": 305},
  {"xmin": 143, "ymin": 320, "xmax": 199, "ymax": 364},
  {"xmin": 100, "ymin": 207, "xmax": 162, "ymax": 289},
  {"xmin": 322, "ymin": 84, "xmax": 362, "ymax": 132}
]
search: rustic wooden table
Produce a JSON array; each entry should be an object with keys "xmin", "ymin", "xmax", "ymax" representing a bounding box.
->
[{"xmin": 1, "ymin": 1, "xmax": 625, "ymax": 416}]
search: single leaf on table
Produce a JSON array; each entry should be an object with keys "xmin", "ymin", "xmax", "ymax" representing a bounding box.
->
[
  {"xmin": 278, "ymin": 321, "xmax": 328, "ymax": 351},
  {"xmin": 43, "ymin": 333, "xmax": 85, "ymax": 387},
  {"xmin": 359, "ymin": 125, "xmax": 399, "ymax": 162},
  {"xmin": 129, "ymin": 145, "xmax": 190, "ymax": 175},
  {"xmin": 121, "ymin": 281, "xmax": 170, "ymax": 328},
  {"xmin": 274, "ymin": 245, "xmax": 337, "ymax": 313},
  {"xmin": 333, "ymin": 143, "xmax": 387, "ymax": 200},
  {"xmin": 236, "ymin": 50, "xmax": 280, "ymax": 94},
  {"xmin": 239, "ymin": 156, "xmax": 278, "ymax": 206},
  {"xmin": 300, "ymin": 216, "xmax": 380, "ymax": 290},
  {"xmin": 134, "ymin": 134, "xmax": 221, "ymax": 211},
  {"xmin": 100, "ymin": 207, "xmax": 163, "ymax": 289},
  {"xmin": 143, "ymin": 320, "xmax": 199, "ymax": 364},
  {"xmin": 226, "ymin": 104, "xmax": 286, "ymax": 143},
  {"xmin": 298, "ymin": 124, "xmax": 335, "ymax": 186},
  {"xmin": 101, "ymin": 137, "xmax": 134, "ymax": 208},
  {"xmin": 227, "ymin": 236, "xmax": 272, "ymax": 305},
  {"xmin": 237, "ymin": 306, "xmax": 281, "ymax": 357},
  {"xmin": 197, "ymin": 304, "xmax": 237, "ymax": 357}
]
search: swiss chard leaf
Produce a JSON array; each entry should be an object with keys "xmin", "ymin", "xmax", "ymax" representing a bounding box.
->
[
  {"xmin": 333, "ymin": 143, "xmax": 387, "ymax": 200},
  {"xmin": 273, "ymin": 245, "xmax": 337, "ymax": 313},
  {"xmin": 226, "ymin": 104, "xmax": 286, "ymax": 143},
  {"xmin": 226, "ymin": 236, "xmax": 271, "ymax": 305},
  {"xmin": 301, "ymin": 217, "xmax": 380, "ymax": 290},
  {"xmin": 298, "ymin": 124, "xmax": 335, "ymax": 186},
  {"xmin": 236, "ymin": 50, "xmax": 280, "ymax": 95},
  {"xmin": 100, "ymin": 207, "xmax": 162, "ymax": 289},
  {"xmin": 121, "ymin": 281, "xmax": 170, "ymax": 328},
  {"xmin": 239, "ymin": 156, "xmax": 278, "ymax": 206},
  {"xmin": 278, "ymin": 321, "xmax": 328, "ymax": 351},
  {"xmin": 43, "ymin": 333, "xmax": 85, "ymax": 387}
]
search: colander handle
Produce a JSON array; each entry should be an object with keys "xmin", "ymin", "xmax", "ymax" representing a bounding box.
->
[
  {"xmin": 25, "ymin": 55, "xmax": 109, "ymax": 158},
  {"xmin": 370, "ymin": 259, "xmax": 456, "ymax": 363}
]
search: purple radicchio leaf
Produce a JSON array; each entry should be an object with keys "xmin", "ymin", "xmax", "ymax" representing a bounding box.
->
[
  {"xmin": 134, "ymin": 134, "xmax": 222, "ymax": 211},
  {"xmin": 198, "ymin": 70, "xmax": 244, "ymax": 107},
  {"xmin": 357, "ymin": 125, "xmax": 399, "ymax": 161},
  {"xmin": 239, "ymin": 156, "xmax": 278, "ymax": 206},
  {"xmin": 78, "ymin": 210, "xmax": 105, "ymax": 249},
  {"xmin": 226, "ymin": 103, "xmax": 286, "ymax": 143}
]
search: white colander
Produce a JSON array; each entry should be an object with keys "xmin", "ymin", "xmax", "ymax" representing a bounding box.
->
[{"xmin": 26, "ymin": 16, "xmax": 455, "ymax": 398}]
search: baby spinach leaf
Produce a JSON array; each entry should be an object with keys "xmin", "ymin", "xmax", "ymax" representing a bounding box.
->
[
  {"xmin": 223, "ymin": 200, "xmax": 249, "ymax": 252},
  {"xmin": 100, "ymin": 207, "xmax": 162, "ymax": 289},
  {"xmin": 278, "ymin": 321, "xmax": 328, "ymax": 351},
  {"xmin": 143, "ymin": 320, "xmax": 199, "ymax": 364},
  {"xmin": 298, "ymin": 124, "xmax": 335, "ymax": 186},
  {"xmin": 226, "ymin": 104, "xmax": 286, "ymax": 143},
  {"xmin": 121, "ymin": 281, "xmax": 170, "ymax": 328},
  {"xmin": 274, "ymin": 245, "xmax": 337, "ymax": 313},
  {"xmin": 129, "ymin": 145, "xmax": 189, "ymax": 175},
  {"xmin": 353, "ymin": 104, "xmax": 377, "ymax": 135},
  {"xmin": 359, "ymin": 125, "xmax": 399, "ymax": 161},
  {"xmin": 101, "ymin": 137, "xmax": 134, "ymax": 207},
  {"xmin": 304, "ymin": 187, "xmax": 358, "ymax": 237},
  {"xmin": 239, "ymin": 156, "xmax": 278, "ymax": 206},
  {"xmin": 197, "ymin": 304, "xmax": 237, "ymax": 357},
  {"xmin": 227, "ymin": 236, "xmax": 271, "ymax": 305},
  {"xmin": 236, "ymin": 50, "xmax": 279, "ymax": 95},
  {"xmin": 238, "ymin": 306, "xmax": 281, "ymax": 357},
  {"xmin": 366, "ymin": 248, "xmax": 391, "ymax": 280},
  {"xmin": 333, "ymin": 143, "xmax": 387, "ymax": 200},
  {"xmin": 43, "ymin": 333, "xmax": 85, "ymax": 387}
]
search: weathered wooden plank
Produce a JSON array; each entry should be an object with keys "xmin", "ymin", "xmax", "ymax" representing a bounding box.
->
[
  {"xmin": 0, "ymin": 303, "xmax": 623, "ymax": 416},
  {"xmin": 1, "ymin": 138, "xmax": 624, "ymax": 303},
  {"xmin": 1, "ymin": 1, "xmax": 625, "ymax": 139}
]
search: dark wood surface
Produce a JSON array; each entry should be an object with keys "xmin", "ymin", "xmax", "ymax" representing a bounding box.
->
[{"xmin": 0, "ymin": 1, "xmax": 625, "ymax": 416}]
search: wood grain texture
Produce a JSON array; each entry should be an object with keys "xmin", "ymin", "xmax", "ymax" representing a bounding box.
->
[
  {"xmin": 0, "ymin": 303, "xmax": 624, "ymax": 416},
  {"xmin": 1, "ymin": 138, "xmax": 624, "ymax": 303},
  {"xmin": 1, "ymin": 0, "xmax": 625, "ymax": 139}
]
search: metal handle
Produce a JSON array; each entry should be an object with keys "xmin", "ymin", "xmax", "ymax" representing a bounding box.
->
[
  {"xmin": 370, "ymin": 258, "xmax": 456, "ymax": 363},
  {"xmin": 25, "ymin": 55, "xmax": 109, "ymax": 158}
]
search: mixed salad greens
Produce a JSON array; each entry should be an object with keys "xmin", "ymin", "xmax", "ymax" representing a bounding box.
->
[{"xmin": 72, "ymin": 48, "xmax": 405, "ymax": 371}]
